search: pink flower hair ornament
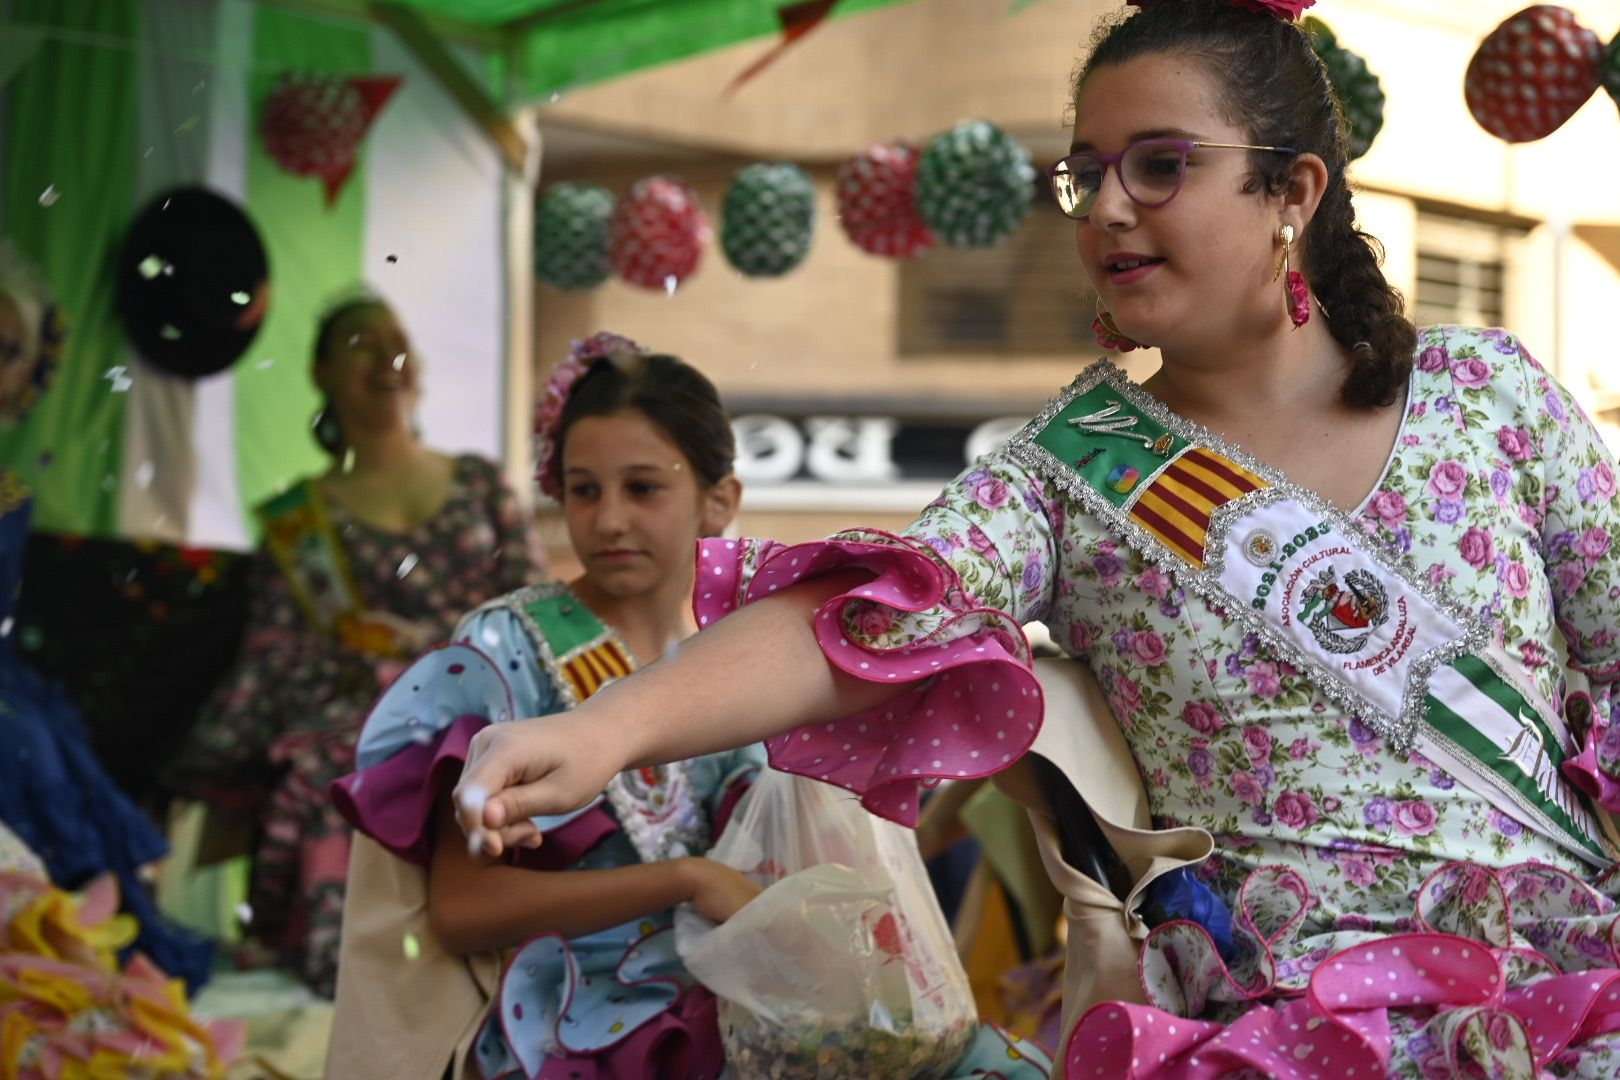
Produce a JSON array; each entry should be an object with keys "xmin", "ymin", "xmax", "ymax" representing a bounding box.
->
[
  {"xmin": 533, "ymin": 332, "xmax": 649, "ymax": 499},
  {"xmin": 1127, "ymin": 0, "xmax": 1315, "ymax": 19}
]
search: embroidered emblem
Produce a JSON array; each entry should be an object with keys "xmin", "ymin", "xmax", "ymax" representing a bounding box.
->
[
  {"xmin": 1067, "ymin": 399, "xmax": 1174, "ymax": 457},
  {"xmin": 1298, "ymin": 567, "xmax": 1390, "ymax": 654},
  {"xmin": 1241, "ymin": 530, "xmax": 1278, "ymax": 566},
  {"xmin": 1106, "ymin": 464, "xmax": 1140, "ymax": 493}
]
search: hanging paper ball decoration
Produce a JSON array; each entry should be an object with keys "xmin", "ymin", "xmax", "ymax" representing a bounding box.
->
[
  {"xmin": 115, "ymin": 187, "xmax": 270, "ymax": 379},
  {"xmin": 1464, "ymin": 6, "xmax": 1602, "ymax": 143},
  {"xmin": 1602, "ymin": 32, "xmax": 1620, "ymax": 113},
  {"xmin": 720, "ymin": 163, "xmax": 816, "ymax": 278},
  {"xmin": 914, "ymin": 120, "xmax": 1034, "ymax": 249},
  {"xmin": 836, "ymin": 143, "xmax": 933, "ymax": 260},
  {"xmin": 608, "ymin": 176, "xmax": 710, "ymax": 291},
  {"xmin": 534, "ymin": 183, "xmax": 614, "ymax": 291},
  {"xmin": 260, "ymin": 72, "xmax": 400, "ymax": 204},
  {"xmin": 1302, "ymin": 17, "xmax": 1386, "ymax": 161}
]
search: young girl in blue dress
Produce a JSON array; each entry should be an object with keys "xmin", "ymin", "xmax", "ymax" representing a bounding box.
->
[
  {"xmin": 326, "ymin": 334, "xmax": 760, "ymax": 1079},
  {"xmin": 328, "ymin": 336, "xmax": 1051, "ymax": 1078}
]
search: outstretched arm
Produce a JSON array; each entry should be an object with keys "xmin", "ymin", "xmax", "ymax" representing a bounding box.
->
[{"xmin": 456, "ymin": 570, "xmax": 902, "ymax": 855}]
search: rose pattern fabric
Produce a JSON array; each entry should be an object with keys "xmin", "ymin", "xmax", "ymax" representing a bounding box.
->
[{"xmin": 695, "ymin": 326, "xmax": 1620, "ymax": 1076}]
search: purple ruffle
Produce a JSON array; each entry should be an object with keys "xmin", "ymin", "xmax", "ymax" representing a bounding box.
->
[
  {"xmin": 525, "ymin": 985, "xmax": 724, "ymax": 1080},
  {"xmin": 330, "ymin": 714, "xmax": 616, "ymax": 871}
]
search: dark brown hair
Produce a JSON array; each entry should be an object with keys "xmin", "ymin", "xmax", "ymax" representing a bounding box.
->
[
  {"xmin": 552, "ymin": 353, "xmax": 735, "ymax": 491},
  {"xmin": 312, "ymin": 294, "xmax": 390, "ymax": 361},
  {"xmin": 307, "ymin": 295, "xmax": 392, "ymax": 456},
  {"xmin": 1079, "ymin": 0, "xmax": 1416, "ymax": 407}
]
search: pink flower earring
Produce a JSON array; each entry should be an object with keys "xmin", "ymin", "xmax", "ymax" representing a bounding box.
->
[
  {"xmin": 1091, "ymin": 298, "xmax": 1142, "ymax": 352},
  {"xmin": 1274, "ymin": 224, "xmax": 1311, "ymax": 330}
]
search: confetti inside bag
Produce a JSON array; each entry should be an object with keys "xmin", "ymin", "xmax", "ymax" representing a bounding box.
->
[{"xmin": 676, "ymin": 767, "xmax": 976, "ymax": 1079}]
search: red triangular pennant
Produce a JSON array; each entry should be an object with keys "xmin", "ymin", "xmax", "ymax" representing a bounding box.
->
[
  {"xmin": 319, "ymin": 76, "xmax": 402, "ymax": 206},
  {"xmin": 348, "ymin": 75, "xmax": 401, "ymax": 124},
  {"xmin": 724, "ymin": 0, "xmax": 839, "ymax": 97}
]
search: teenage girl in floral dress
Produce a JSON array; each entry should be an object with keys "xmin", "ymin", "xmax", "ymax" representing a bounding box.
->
[{"xmin": 459, "ymin": 3, "xmax": 1620, "ymax": 1076}]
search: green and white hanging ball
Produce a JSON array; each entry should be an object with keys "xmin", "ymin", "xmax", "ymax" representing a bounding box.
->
[
  {"xmin": 720, "ymin": 163, "xmax": 816, "ymax": 278},
  {"xmin": 534, "ymin": 182, "xmax": 614, "ymax": 291},
  {"xmin": 914, "ymin": 120, "xmax": 1034, "ymax": 249},
  {"xmin": 1303, "ymin": 17, "xmax": 1386, "ymax": 162}
]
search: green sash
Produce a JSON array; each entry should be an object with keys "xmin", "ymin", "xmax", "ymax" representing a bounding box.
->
[{"xmin": 255, "ymin": 480, "xmax": 399, "ymax": 656}]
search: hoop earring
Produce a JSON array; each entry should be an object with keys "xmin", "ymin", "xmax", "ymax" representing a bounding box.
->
[
  {"xmin": 1091, "ymin": 298, "xmax": 1143, "ymax": 352},
  {"xmin": 1275, "ymin": 224, "xmax": 1311, "ymax": 330},
  {"xmin": 311, "ymin": 402, "xmax": 344, "ymax": 455}
]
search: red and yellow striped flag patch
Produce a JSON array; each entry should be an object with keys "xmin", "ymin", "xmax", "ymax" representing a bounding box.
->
[
  {"xmin": 1127, "ymin": 447, "xmax": 1267, "ymax": 568},
  {"xmin": 562, "ymin": 640, "xmax": 634, "ymax": 701}
]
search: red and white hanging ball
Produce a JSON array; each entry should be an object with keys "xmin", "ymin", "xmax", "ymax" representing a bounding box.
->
[
  {"xmin": 1464, "ymin": 5, "xmax": 1603, "ymax": 143},
  {"xmin": 260, "ymin": 73, "xmax": 366, "ymax": 178},
  {"xmin": 836, "ymin": 142, "xmax": 934, "ymax": 260},
  {"xmin": 609, "ymin": 176, "xmax": 710, "ymax": 291}
]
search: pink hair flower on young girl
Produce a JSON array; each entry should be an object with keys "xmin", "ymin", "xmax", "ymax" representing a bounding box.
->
[{"xmin": 533, "ymin": 332, "xmax": 648, "ymax": 498}]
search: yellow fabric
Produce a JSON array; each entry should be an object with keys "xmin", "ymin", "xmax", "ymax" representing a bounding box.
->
[
  {"xmin": 957, "ymin": 866, "xmax": 1020, "ymax": 1026},
  {"xmin": 0, "ymin": 872, "xmax": 243, "ymax": 1079}
]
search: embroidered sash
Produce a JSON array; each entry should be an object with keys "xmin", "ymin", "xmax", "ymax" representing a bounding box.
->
[
  {"xmin": 503, "ymin": 583, "xmax": 711, "ymax": 865},
  {"xmin": 1007, "ymin": 361, "xmax": 1615, "ymax": 868},
  {"xmin": 255, "ymin": 480, "xmax": 399, "ymax": 655}
]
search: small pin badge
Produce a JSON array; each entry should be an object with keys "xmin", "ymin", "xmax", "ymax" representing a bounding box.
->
[
  {"xmin": 1069, "ymin": 400, "xmax": 1175, "ymax": 458},
  {"xmin": 1241, "ymin": 531, "xmax": 1278, "ymax": 566}
]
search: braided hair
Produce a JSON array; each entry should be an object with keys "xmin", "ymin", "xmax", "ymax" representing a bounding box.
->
[{"xmin": 1078, "ymin": 1, "xmax": 1416, "ymax": 407}]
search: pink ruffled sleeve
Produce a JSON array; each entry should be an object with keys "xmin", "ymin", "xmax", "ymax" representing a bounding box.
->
[{"xmin": 694, "ymin": 456, "xmax": 1062, "ymax": 826}]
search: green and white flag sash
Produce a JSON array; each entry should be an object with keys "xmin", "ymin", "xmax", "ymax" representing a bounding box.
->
[{"xmin": 1007, "ymin": 360, "xmax": 1615, "ymax": 868}]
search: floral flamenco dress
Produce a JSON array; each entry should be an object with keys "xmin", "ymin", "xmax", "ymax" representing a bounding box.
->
[
  {"xmin": 169, "ymin": 454, "xmax": 539, "ymax": 996},
  {"xmin": 328, "ymin": 582, "xmax": 765, "ymax": 1080},
  {"xmin": 693, "ymin": 326, "xmax": 1620, "ymax": 1078}
]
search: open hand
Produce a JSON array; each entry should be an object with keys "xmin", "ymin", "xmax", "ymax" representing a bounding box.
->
[{"xmin": 453, "ymin": 710, "xmax": 623, "ymax": 857}]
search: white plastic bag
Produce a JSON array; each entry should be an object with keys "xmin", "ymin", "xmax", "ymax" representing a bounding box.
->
[{"xmin": 675, "ymin": 767, "xmax": 976, "ymax": 1079}]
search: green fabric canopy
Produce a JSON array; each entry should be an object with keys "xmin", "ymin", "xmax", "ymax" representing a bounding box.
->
[{"xmin": 377, "ymin": 0, "xmax": 918, "ymax": 103}]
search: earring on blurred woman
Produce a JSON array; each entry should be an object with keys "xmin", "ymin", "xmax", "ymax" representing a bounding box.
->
[
  {"xmin": 1091, "ymin": 298, "xmax": 1143, "ymax": 352},
  {"xmin": 1275, "ymin": 224, "xmax": 1311, "ymax": 330}
]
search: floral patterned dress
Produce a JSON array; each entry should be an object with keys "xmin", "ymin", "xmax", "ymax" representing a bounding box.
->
[
  {"xmin": 170, "ymin": 454, "xmax": 540, "ymax": 996},
  {"xmin": 694, "ymin": 327, "xmax": 1620, "ymax": 1078}
]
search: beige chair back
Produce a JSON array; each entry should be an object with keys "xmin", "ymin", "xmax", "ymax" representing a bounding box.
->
[{"xmin": 992, "ymin": 658, "xmax": 1213, "ymax": 1077}]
